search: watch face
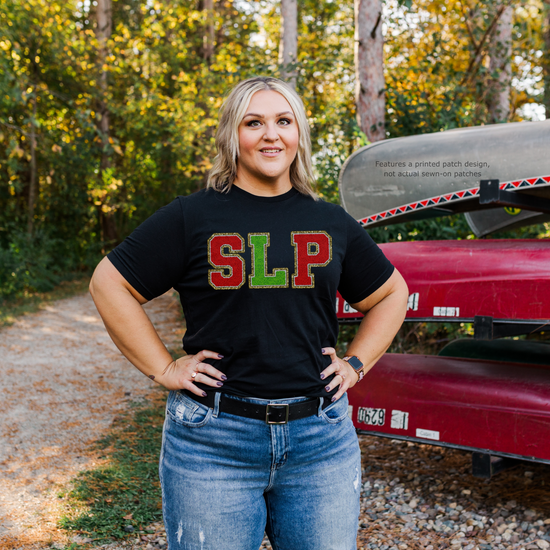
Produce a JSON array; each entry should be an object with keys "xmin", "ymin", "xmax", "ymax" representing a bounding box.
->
[{"xmin": 347, "ymin": 356, "xmax": 363, "ymax": 371}]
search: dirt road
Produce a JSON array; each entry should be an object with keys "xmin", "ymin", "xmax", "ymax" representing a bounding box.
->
[{"xmin": 0, "ymin": 290, "xmax": 184, "ymax": 549}]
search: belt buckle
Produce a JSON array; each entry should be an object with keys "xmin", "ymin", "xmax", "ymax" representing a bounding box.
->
[{"xmin": 266, "ymin": 404, "xmax": 289, "ymax": 424}]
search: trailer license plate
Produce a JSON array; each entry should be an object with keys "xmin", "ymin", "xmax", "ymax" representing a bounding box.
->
[{"xmin": 357, "ymin": 407, "xmax": 385, "ymax": 426}]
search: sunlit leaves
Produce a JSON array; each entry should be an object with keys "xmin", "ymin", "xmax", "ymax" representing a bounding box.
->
[
  {"xmin": 0, "ymin": 0, "xmax": 265, "ymax": 248},
  {"xmin": 0, "ymin": 0, "xmax": 546, "ymax": 278},
  {"xmin": 384, "ymin": 0, "xmax": 545, "ymax": 137}
]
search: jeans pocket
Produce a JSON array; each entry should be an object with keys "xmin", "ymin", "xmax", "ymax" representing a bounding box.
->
[
  {"xmin": 166, "ymin": 391, "xmax": 213, "ymax": 428},
  {"xmin": 320, "ymin": 394, "xmax": 350, "ymax": 424}
]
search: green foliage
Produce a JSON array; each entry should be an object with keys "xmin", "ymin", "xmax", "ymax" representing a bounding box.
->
[
  {"xmin": 0, "ymin": 228, "xmax": 75, "ymax": 298},
  {"xmin": 0, "ymin": 0, "xmax": 547, "ymax": 299},
  {"xmin": 384, "ymin": 0, "xmax": 545, "ymax": 138},
  {"xmin": 337, "ymin": 320, "xmax": 474, "ymax": 358},
  {"xmin": 60, "ymin": 394, "xmax": 166, "ymax": 541},
  {"xmin": 368, "ymin": 214, "xmax": 550, "ymax": 245},
  {"xmin": 246, "ymin": 0, "xmax": 361, "ymax": 204},
  {"xmin": 0, "ymin": 0, "xmax": 268, "ymax": 297},
  {"xmin": 367, "ymin": 214, "xmax": 474, "ymax": 244}
]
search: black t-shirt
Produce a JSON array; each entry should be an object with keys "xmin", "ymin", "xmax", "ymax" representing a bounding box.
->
[{"xmin": 108, "ymin": 186, "xmax": 394, "ymax": 399}]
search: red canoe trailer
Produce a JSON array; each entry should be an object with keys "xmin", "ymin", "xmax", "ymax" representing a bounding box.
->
[
  {"xmin": 348, "ymin": 353, "xmax": 550, "ymax": 473},
  {"xmin": 338, "ymin": 239, "xmax": 550, "ymax": 476},
  {"xmin": 337, "ymin": 239, "xmax": 550, "ymax": 334},
  {"xmin": 338, "ymin": 121, "xmax": 550, "ymax": 477}
]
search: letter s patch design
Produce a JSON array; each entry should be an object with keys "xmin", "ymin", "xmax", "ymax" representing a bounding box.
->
[{"xmin": 208, "ymin": 234, "xmax": 245, "ymax": 289}]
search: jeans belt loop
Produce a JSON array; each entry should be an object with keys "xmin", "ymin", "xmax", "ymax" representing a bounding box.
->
[
  {"xmin": 212, "ymin": 391, "xmax": 222, "ymax": 418},
  {"xmin": 265, "ymin": 403, "xmax": 290, "ymax": 424}
]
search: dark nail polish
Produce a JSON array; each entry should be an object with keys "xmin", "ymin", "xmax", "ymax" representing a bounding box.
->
[
  {"xmin": 325, "ymin": 385, "xmax": 331, "ymax": 392},
  {"xmin": 218, "ymin": 354, "xmax": 224, "ymax": 359},
  {"xmin": 216, "ymin": 381, "xmax": 223, "ymax": 387},
  {"xmin": 221, "ymin": 374, "xmax": 228, "ymax": 381},
  {"xmin": 320, "ymin": 373, "xmax": 325, "ymax": 380},
  {"xmin": 331, "ymin": 396, "xmax": 336, "ymax": 402},
  {"xmin": 202, "ymin": 391, "xmax": 207, "ymax": 397},
  {"xmin": 321, "ymin": 348, "xmax": 326, "ymax": 353}
]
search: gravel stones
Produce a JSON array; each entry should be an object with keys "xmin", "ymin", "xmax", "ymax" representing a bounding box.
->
[{"xmin": 355, "ymin": 436, "xmax": 550, "ymax": 550}]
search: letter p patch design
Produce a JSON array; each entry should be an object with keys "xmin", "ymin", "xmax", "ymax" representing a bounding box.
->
[{"xmin": 291, "ymin": 232, "xmax": 332, "ymax": 288}]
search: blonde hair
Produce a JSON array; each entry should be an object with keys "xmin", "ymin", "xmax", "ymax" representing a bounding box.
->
[{"xmin": 207, "ymin": 76, "xmax": 317, "ymax": 198}]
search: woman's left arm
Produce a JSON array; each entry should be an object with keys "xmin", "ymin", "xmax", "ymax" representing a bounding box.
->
[{"xmin": 321, "ymin": 268, "xmax": 409, "ymax": 401}]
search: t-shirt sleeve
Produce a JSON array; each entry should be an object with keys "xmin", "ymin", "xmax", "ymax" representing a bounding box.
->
[
  {"xmin": 338, "ymin": 212, "xmax": 394, "ymax": 305},
  {"xmin": 107, "ymin": 198, "xmax": 186, "ymax": 301}
]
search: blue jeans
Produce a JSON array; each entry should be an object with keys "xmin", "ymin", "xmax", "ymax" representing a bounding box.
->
[{"xmin": 159, "ymin": 391, "xmax": 361, "ymax": 550}]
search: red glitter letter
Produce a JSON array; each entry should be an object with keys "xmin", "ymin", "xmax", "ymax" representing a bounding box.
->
[
  {"xmin": 291, "ymin": 232, "xmax": 332, "ymax": 288},
  {"xmin": 208, "ymin": 234, "xmax": 245, "ymax": 289}
]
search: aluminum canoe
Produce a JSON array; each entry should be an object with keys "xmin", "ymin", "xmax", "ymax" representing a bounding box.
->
[
  {"xmin": 465, "ymin": 208, "xmax": 550, "ymax": 238},
  {"xmin": 339, "ymin": 120, "xmax": 550, "ymax": 228}
]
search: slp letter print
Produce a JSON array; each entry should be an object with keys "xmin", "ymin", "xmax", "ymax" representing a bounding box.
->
[{"xmin": 208, "ymin": 232, "xmax": 332, "ymax": 290}]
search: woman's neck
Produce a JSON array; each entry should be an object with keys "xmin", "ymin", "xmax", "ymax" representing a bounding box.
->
[{"xmin": 233, "ymin": 171, "xmax": 293, "ymax": 197}]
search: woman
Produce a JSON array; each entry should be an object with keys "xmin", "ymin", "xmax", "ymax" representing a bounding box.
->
[{"xmin": 90, "ymin": 76, "xmax": 408, "ymax": 550}]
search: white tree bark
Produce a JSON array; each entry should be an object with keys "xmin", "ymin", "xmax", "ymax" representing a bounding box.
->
[
  {"xmin": 279, "ymin": 0, "xmax": 298, "ymax": 88},
  {"xmin": 543, "ymin": 0, "xmax": 550, "ymax": 119},
  {"xmin": 96, "ymin": 0, "xmax": 117, "ymax": 243},
  {"xmin": 355, "ymin": 0, "xmax": 385, "ymax": 142},
  {"xmin": 96, "ymin": 0, "xmax": 111, "ymax": 140},
  {"xmin": 487, "ymin": 2, "xmax": 513, "ymax": 123},
  {"xmin": 203, "ymin": 0, "xmax": 215, "ymax": 63}
]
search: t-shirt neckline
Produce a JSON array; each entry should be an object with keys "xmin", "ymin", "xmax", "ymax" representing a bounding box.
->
[{"xmin": 230, "ymin": 184, "xmax": 299, "ymax": 203}]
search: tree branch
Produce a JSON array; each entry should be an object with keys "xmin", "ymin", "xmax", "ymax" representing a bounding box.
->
[
  {"xmin": 458, "ymin": 0, "xmax": 478, "ymax": 51},
  {"xmin": 458, "ymin": 1, "xmax": 511, "ymax": 88},
  {"xmin": 0, "ymin": 120, "xmax": 31, "ymax": 137}
]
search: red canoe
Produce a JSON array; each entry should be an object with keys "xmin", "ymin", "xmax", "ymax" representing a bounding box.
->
[
  {"xmin": 348, "ymin": 353, "xmax": 550, "ymax": 463},
  {"xmin": 337, "ymin": 239, "xmax": 550, "ymax": 324}
]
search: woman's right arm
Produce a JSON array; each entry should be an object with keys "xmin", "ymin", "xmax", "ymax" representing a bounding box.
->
[{"xmin": 89, "ymin": 257, "xmax": 226, "ymax": 395}]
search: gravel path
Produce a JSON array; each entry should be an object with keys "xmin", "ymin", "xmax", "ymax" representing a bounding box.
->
[
  {"xmin": 1, "ymin": 291, "xmax": 550, "ymax": 550},
  {"xmin": 0, "ymin": 290, "xmax": 184, "ymax": 549},
  {"xmin": 353, "ymin": 437, "xmax": 550, "ymax": 550}
]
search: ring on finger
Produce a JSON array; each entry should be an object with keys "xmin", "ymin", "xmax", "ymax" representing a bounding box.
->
[{"xmin": 191, "ymin": 371, "xmax": 198, "ymax": 379}]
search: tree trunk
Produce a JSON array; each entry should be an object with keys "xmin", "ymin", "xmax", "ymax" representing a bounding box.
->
[
  {"xmin": 486, "ymin": 2, "xmax": 513, "ymax": 123},
  {"xmin": 97, "ymin": 0, "xmax": 111, "ymax": 143},
  {"xmin": 27, "ymin": 92, "xmax": 37, "ymax": 236},
  {"xmin": 203, "ymin": 0, "xmax": 215, "ymax": 63},
  {"xmin": 355, "ymin": 0, "xmax": 385, "ymax": 142},
  {"xmin": 96, "ymin": 0, "xmax": 118, "ymax": 244},
  {"xmin": 279, "ymin": 0, "xmax": 298, "ymax": 88},
  {"xmin": 543, "ymin": 0, "xmax": 550, "ymax": 119}
]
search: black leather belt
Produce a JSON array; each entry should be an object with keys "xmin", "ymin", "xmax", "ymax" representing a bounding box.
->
[{"xmin": 182, "ymin": 390, "xmax": 325, "ymax": 424}]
